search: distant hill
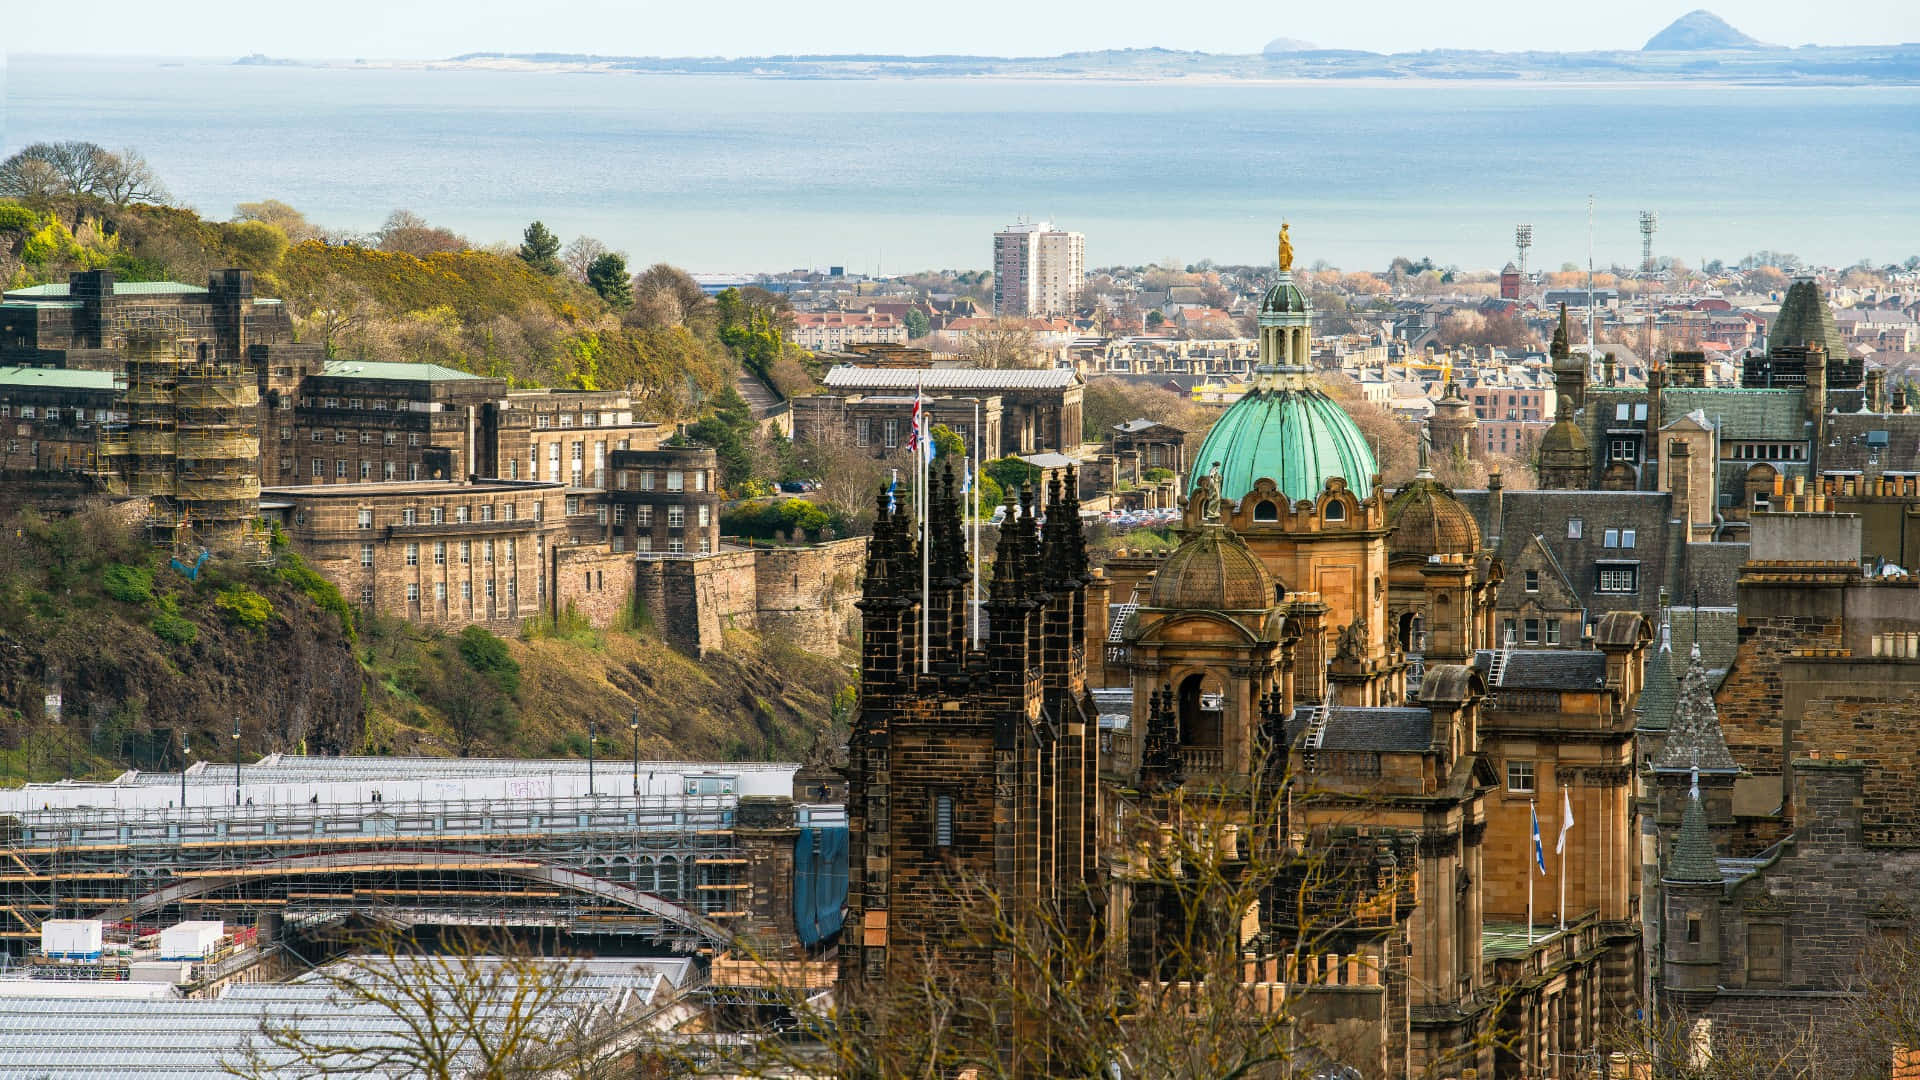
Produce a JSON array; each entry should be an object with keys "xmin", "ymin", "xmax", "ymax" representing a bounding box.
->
[
  {"xmin": 1262, "ymin": 37, "xmax": 1318, "ymax": 55},
  {"xmin": 1643, "ymin": 10, "xmax": 1762, "ymax": 51}
]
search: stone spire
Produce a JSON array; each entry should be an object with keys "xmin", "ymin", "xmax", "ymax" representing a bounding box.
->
[
  {"xmin": 1636, "ymin": 603, "xmax": 1678, "ymax": 731},
  {"xmin": 1665, "ymin": 767, "xmax": 1721, "ymax": 885},
  {"xmin": 1550, "ymin": 303, "xmax": 1570, "ymax": 362},
  {"xmin": 1652, "ymin": 644, "xmax": 1738, "ymax": 773}
]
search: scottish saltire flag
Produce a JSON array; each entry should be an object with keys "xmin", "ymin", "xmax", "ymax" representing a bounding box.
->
[
  {"xmin": 1531, "ymin": 803, "xmax": 1547, "ymax": 874},
  {"xmin": 886, "ymin": 472, "xmax": 898, "ymax": 514},
  {"xmin": 960, "ymin": 461, "xmax": 973, "ymax": 496}
]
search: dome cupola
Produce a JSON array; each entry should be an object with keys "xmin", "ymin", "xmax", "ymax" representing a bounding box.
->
[
  {"xmin": 1189, "ymin": 365, "xmax": 1378, "ymax": 506},
  {"xmin": 1146, "ymin": 525, "xmax": 1274, "ymax": 613}
]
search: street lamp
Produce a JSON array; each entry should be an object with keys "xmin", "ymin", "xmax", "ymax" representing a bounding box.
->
[
  {"xmin": 231, "ymin": 716, "xmax": 241, "ymax": 807},
  {"xmin": 587, "ymin": 720, "xmax": 596, "ymax": 797},
  {"xmin": 629, "ymin": 709, "xmax": 640, "ymax": 799}
]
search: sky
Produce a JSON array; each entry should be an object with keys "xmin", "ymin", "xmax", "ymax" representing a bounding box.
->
[{"xmin": 7, "ymin": 0, "xmax": 1920, "ymax": 60}]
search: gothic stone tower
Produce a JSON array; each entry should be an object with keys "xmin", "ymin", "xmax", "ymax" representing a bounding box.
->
[{"xmin": 841, "ymin": 465, "xmax": 1102, "ymax": 1073}]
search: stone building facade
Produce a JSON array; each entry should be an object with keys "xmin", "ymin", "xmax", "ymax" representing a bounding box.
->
[
  {"xmin": 790, "ymin": 393, "xmax": 1003, "ymax": 462},
  {"xmin": 1644, "ymin": 510, "xmax": 1920, "ymax": 1067},
  {"xmin": 819, "ymin": 364, "xmax": 1083, "ymax": 457},
  {"xmin": 264, "ymin": 479, "xmax": 568, "ymax": 629},
  {"xmin": 601, "ymin": 447, "xmax": 722, "ymax": 556},
  {"xmin": 0, "ymin": 366, "xmax": 117, "ymax": 472}
]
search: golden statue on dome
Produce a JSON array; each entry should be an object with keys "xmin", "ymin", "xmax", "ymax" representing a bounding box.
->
[{"xmin": 1278, "ymin": 223, "xmax": 1294, "ymax": 272}]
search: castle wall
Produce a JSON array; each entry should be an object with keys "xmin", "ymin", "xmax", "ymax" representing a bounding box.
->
[
  {"xmin": 752, "ymin": 538, "xmax": 866, "ymax": 655},
  {"xmin": 633, "ymin": 551, "xmax": 758, "ymax": 656},
  {"xmin": 551, "ymin": 544, "xmax": 638, "ymax": 629}
]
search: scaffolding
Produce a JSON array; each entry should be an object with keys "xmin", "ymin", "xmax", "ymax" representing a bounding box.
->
[
  {"xmin": 0, "ymin": 792, "xmax": 747, "ymax": 953},
  {"xmin": 106, "ymin": 324, "xmax": 264, "ymax": 556}
]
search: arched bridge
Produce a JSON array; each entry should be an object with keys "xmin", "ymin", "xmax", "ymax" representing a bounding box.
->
[{"xmin": 0, "ymin": 789, "xmax": 825, "ymax": 951}]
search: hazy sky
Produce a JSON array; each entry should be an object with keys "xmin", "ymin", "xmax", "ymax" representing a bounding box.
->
[{"xmin": 8, "ymin": 1, "xmax": 1920, "ymax": 60}]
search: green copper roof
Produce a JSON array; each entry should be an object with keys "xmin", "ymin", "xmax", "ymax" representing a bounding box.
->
[
  {"xmin": 4, "ymin": 281, "xmax": 207, "ymax": 298},
  {"xmin": 1259, "ymin": 270, "xmax": 1310, "ymax": 318},
  {"xmin": 0, "ymin": 366, "xmax": 117, "ymax": 390},
  {"xmin": 319, "ymin": 359, "xmax": 483, "ymax": 382},
  {"xmin": 1189, "ymin": 368, "xmax": 1377, "ymax": 504}
]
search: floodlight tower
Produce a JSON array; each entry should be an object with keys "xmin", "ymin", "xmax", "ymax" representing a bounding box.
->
[
  {"xmin": 1514, "ymin": 224, "xmax": 1533, "ymax": 277},
  {"xmin": 1639, "ymin": 210, "xmax": 1659, "ymax": 274}
]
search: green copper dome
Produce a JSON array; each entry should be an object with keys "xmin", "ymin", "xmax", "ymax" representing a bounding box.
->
[{"xmin": 1190, "ymin": 367, "xmax": 1377, "ymax": 505}]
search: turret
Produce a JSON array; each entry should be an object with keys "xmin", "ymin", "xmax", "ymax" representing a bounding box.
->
[{"xmin": 1661, "ymin": 768, "xmax": 1723, "ymax": 1012}]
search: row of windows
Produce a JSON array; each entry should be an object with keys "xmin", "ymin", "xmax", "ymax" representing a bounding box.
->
[
  {"xmin": 530, "ymin": 410, "xmax": 633, "ymax": 429},
  {"xmin": 1561, "ymin": 519, "xmax": 1636, "ymax": 550},
  {"xmin": 386, "ymin": 537, "xmax": 523, "ymax": 566},
  {"xmin": 355, "ymin": 502, "xmax": 542, "ymax": 528},
  {"xmin": 613, "ymin": 468, "xmax": 708, "ymax": 493},
  {"xmin": 597, "ymin": 504, "xmax": 708, "ymax": 529},
  {"xmin": 384, "ymin": 578, "xmax": 521, "ymax": 604},
  {"xmin": 303, "ymin": 429, "xmax": 422, "ymax": 447},
  {"xmin": 1730, "ymin": 442, "xmax": 1807, "ymax": 462},
  {"xmin": 319, "ymin": 459, "xmax": 418, "ymax": 480},
  {"xmin": 1501, "ymin": 617, "xmax": 1564, "ymax": 646},
  {"xmin": 0, "ymin": 405, "xmax": 118, "ymax": 422},
  {"xmin": 613, "ymin": 536, "xmax": 712, "ymax": 554}
]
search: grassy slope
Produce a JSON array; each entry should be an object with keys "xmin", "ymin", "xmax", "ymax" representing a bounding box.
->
[{"xmin": 360, "ymin": 619, "xmax": 853, "ymax": 763}]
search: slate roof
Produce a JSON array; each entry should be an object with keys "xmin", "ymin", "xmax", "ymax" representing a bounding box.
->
[
  {"xmin": 1287, "ymin": 706, "xmax": 1432, "ymax": 752},
  {"xmin": 1472, "ymin": 650, "xmax": 1608, "ymax": 690},
  {"xmin": 1666, "ymin": 784, "xmax": 1722, "ymax": 885},
  {"xmin": 1668, "ymin": 606, "xmax": 1739, "ymax": 687},
  {"xmin": 824, "ymin": 365, "xmax": 1076, "ymax": 391},
  {"xmin": 1652, "ymin": 645, "xmax": 1739, "ymax": 774},
  {"xmin": 1637, "ymin": 629, "xmax": 1678, "ymax": 732}
]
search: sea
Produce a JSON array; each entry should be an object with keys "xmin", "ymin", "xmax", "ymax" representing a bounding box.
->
[{"xmin": 4, "ymin": 53, "xmax": 1918, "ymax": 273}]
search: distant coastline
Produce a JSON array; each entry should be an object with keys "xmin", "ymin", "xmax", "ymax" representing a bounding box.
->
[{"xmin": 315, "ymin": 43, "xmax": 1920, "ymax": 85}]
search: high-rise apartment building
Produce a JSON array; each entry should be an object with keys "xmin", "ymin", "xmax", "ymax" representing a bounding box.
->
[{"xmin": 991, "ymin": 220, "xmax": 1084, "ymax": 317}]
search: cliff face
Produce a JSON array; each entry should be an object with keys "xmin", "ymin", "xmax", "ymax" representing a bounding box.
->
[{"xmin": 0, "ymin": 505, "xmax": 365, "ymax": 775}]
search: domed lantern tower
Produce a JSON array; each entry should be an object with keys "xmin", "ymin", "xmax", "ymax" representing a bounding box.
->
[{"xmin": 1170, "ymin": 226, "xmax": 1403, "ymax": 706}]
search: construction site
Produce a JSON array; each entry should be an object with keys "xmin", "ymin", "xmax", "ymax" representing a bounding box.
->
[{"xmin": 97, "ymin": 322, "xmax": 266, "ymax": 556}]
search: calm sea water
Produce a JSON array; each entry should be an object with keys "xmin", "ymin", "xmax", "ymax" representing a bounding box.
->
[{"xmin": 4, "ymin": 54, "xmax": 1918, "ymax": 273}]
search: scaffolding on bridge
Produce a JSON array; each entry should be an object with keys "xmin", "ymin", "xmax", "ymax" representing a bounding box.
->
[{"xmin": 0, "ymin": 791, "xmax": 766, "ymax": 953}]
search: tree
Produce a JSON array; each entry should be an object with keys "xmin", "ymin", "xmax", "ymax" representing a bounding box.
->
[
  {"xmin": 517, "ymin": 220, "xmax": 562, "ymax": 276},
  {"xmin": 687, "ymin": 384, "xmax": 761, "ymax": 493},
  {"xmin": 0, "ymin": 141, "xmax": 167, "ymax": 218},
  {"xmin": 586, "ymin": 252, "xmax": 633, "ymax": 310},
  {"xmin": 904, "ymin": 308, "xmax": 931, "ymax": 339},
  {"xmin": 796, "ymin": 428, "xmax": 888, "ymax": 536},
  {"xmin": 222, "ymin": 928, "xmax": 619, "ymax": 1079},
  {"xmin": 630, "ymin": 262, "xmax": 710, "ymax": 330},
  {"xmin": 375, "ymin": 209, "xmax": 466, "ymax": 256},
  {"xmin": 561, "ymin": 235, "xmax": 609, "ymax": 283},
  {"xmin": 233, "ymin": 199, "xmax": 320, "ymax": 242},
  {"xmin": 962, "ymin": 317, "xmax": 1042, "ymax": 369}
]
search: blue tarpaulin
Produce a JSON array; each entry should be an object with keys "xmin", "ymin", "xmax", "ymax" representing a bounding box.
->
[{"xmin": 792, "ymin": 825, "xmax": 847, "ymax": 947}]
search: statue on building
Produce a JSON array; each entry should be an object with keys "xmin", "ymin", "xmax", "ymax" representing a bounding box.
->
[
  {"xmin": 1196, "ymin": 462, "xmax": 1224, "ymax": 523},
  {"xmin": 1334, "ymin": 615, "xmax": 1370, "ymax": 663},
  {"xmin": 1277, "ymin": 223, "xmax": 1294, "ymax": 273},
  {"xmin": 1417, "ymin": 421, "xmax": 1433, "ymax": 475}
]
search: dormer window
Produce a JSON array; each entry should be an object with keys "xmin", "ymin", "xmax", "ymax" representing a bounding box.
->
[
  {"xmin": 1253, "ymin": 500, "xmax": 1278, "ymax": 522},
  {"xmin": 1322, "ymin": 500, "xmax": 1345, "ymax": 522}
]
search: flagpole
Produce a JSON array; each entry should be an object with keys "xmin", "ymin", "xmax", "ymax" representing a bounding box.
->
[
  {"xmin": 972, "ymin": 398, "xmax": 982, "ymax": 649},
  {"xmin": 1528, "ymin": 799, "xmax": 1536, "ymax": 949},
  {"xmin": 1558, "ymin": 786, "xmax": 1572, "ymax": 933},
  {"xmin": 925, "ymin": 386, "xmax": 933, "ymax": 672}
]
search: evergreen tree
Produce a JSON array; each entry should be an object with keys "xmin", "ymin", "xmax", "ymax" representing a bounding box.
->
[
  {"xmin": 686, "ymin": 385, "xmax": 760, "ymax": 492},
  {"xmin": 586, "ymin": 252, "xmax": 633, "ymax": 309},
  {"xmin": 517, "ymin": 221, "xmax": 562, "ymax": 276}
]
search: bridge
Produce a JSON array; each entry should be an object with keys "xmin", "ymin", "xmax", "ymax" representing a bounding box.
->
[{"xmin": 0, "ymin": 755, "xmax": 845, "ymax": 953}]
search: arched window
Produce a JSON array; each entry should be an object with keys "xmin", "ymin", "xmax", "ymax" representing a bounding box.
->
[
  {"xmin": 1253, "ymin": 500, "xmax": 1279, "ymax": 522},
  {"xmin": 1178, "ymin": 672, "xmax": 1225, "ymax": 748},
  {"xmin": 1323, "ymin": 500, "xmax": 1346, "ymax": 522}
]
